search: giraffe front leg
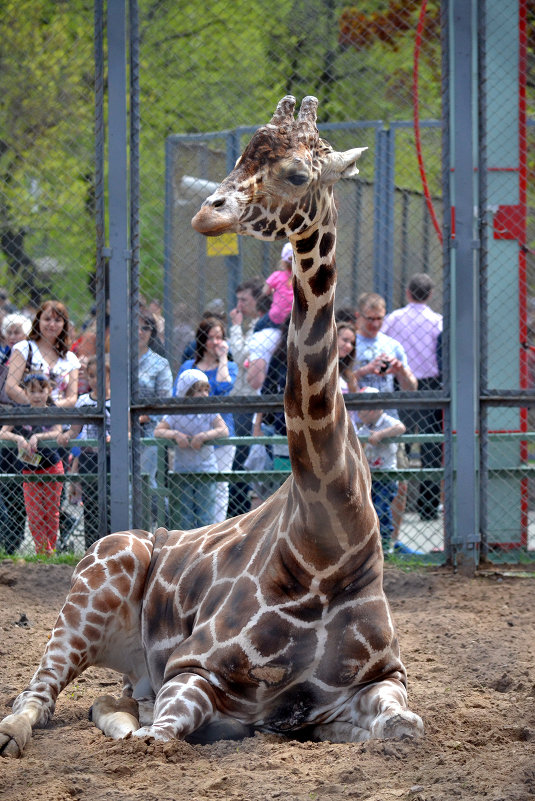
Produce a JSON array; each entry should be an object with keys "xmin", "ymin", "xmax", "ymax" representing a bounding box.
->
[
  {"xmin": 132, "ymin": 673, "xmax": 218, "ymax": 743},
  {"xmin": 313, "ymin": 678, "xmax": 423, "ymax": 744},
  {"xmin": 352, "ymin": 678, "xmax": 424, "ymax": 740},
  {"xmin": 0, "ymin": 655, "xmax": 74, "ymax": 758}
]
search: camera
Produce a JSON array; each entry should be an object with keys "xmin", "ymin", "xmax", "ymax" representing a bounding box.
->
[{"xmin": 378, "ymin": 359, "xmax": 391, "ymax": 374}]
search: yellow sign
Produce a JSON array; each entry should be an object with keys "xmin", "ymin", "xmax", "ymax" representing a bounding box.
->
[{"xmin": 206, "ymin": 233, "xmax": 239, "ymax": 257}]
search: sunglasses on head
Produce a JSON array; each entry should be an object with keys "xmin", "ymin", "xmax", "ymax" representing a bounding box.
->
[{"xmin": 23, "ymin": 373, "xmax": 49, "ymax": 385}]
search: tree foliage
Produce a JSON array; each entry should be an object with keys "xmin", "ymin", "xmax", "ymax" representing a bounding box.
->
[{"xmin": 0, "ymin": 0, "xmax": 527, "ymax": 314}]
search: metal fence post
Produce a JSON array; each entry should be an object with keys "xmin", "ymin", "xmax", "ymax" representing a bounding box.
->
[
  {"xmin": 107, "ymin": 0, "xmax": 132, "ymax": 531},
  {"xmin": 450, "ymin": 0, "xmax": 480, "ymax": 574},
  {"xmin": 373, "ymin": 126, "xmax": 394, "ymax": 311}
]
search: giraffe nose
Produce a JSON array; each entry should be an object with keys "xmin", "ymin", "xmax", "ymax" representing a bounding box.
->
[{"xmin": 192, "ymin": 192, "xmax": 239, "ymax": 235}]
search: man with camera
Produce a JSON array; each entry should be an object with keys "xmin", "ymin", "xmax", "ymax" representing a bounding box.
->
[
  {"xmin": 354, "ymin": 292, "xmax": 418, "ymax": 554},
  {"xmin": 354, "ymin": 292, "xmax": 417, "ymax": 393}
]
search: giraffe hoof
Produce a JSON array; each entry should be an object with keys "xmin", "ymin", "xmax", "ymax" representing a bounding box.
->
[
  {"xmin": 372, "ymin": 710, "xmax": 424, "ymax": 740},
  {"xmin": 132, "ymin": 725, "xmax": 174, "ymax": 743},
  {"xmin": 0, "ymin": 714, "xmax": 32, "ymax": 758}
]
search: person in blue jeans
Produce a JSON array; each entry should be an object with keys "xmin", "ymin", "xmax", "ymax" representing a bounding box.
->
[
  {"xmin": 156, "ymin": 369, "xmax": 228, "ymax": 530},
  {"xmin": 357, "ymin": 387, "xmax": 406, "ymax": 555}
]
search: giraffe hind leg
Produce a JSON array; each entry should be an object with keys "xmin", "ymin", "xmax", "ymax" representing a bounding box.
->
[{"xmin": 0, "ymin": 530, "xmax": 154, "ymax": 757}]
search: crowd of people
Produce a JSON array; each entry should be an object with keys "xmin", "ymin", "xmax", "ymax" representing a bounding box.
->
[{"xmin": 0, "ymin": 255, "xmax": 443, "ymax": 557}]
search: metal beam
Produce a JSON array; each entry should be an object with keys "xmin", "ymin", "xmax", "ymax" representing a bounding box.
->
[
  {"xmin": 106, "ymin": 0, "xmax": 131, "ymax": 531},
  {"xmin": 450, "ymin": 0, "xmax": 480, "ymax": 574}
]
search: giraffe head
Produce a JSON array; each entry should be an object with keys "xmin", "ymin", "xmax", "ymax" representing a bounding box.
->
[{"xmin": 191, "ymin": 95, "xmax": 367, "ymax": 241}]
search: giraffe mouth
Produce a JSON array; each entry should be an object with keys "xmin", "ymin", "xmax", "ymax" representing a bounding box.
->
[{"xmin": 191, "ymin": 206, "xmax": 239, "ymax": 236}]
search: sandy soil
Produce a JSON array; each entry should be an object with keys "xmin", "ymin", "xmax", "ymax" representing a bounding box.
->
[{"xmin": 0, "ymin": 559, "xmax": 534, "ymax": 801}]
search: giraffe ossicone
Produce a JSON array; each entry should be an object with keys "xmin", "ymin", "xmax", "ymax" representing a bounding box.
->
[{"xmin": 0, "ymin": 96, "xmax": 423, "ymax": 758}]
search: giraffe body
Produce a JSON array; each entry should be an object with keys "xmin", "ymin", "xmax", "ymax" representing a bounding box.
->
[{"xmin": 0, "ymin": 96, "xmax": 423, "ymax": 758}]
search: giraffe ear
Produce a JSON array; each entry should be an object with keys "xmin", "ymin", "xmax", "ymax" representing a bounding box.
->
[{"xmin": 320, "ymin": 147, "xmax": 368, "ymax": 185}]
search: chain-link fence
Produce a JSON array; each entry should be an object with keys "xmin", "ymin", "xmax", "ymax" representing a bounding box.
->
[{"xmin": 0, "ymin": 0, "xmax": 533, "ymax": 570}]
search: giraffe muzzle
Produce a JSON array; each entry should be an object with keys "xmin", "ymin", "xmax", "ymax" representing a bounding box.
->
[{"xmin": 191, "ymin": 195, "xmax": 240, "ymax": 236}]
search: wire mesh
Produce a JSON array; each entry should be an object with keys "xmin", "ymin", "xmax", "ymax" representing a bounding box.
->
[{"xmin": 0, "ymin": 1, "xmax": 531, "ymax": 566}]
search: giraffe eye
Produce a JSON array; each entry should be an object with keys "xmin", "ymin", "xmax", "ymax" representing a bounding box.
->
[{"xmin": 286, "ymin": 173, "xmax": 308, "ymax": 186}]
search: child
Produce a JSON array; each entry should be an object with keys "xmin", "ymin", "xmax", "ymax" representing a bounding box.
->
[
  {"xmin": 0, "ymin": 374, "xmax": 63, "ymax": 555},
  {"xmin": 357, "ymin": 387, "xmax": 406, "ymax": 555},
  {"xmin": 254, "ymin": 242, "xmax": 294, "ymax": 331},
  {"xmin": 57, "ymin": 355, "xmax": 111, "ymax": 549},
  {"xmin": 155, "ymin": 368, "xmax": 228, "ymax": 529}
]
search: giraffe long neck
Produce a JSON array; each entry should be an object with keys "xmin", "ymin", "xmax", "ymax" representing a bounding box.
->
[{"xmin": 283, "ymin": 202, "xmax": 369, "ymax": 557}]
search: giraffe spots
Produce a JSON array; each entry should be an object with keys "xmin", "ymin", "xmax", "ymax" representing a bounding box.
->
[
  {"xmin": 93, "ymin": 534, "xmax": 131, "ymax": 559},
  {"xmin": 153, "ymin": 546, "xmax": 193, "ymax": 589},
  {"xmin": 357, "ymin": 654, "xmax": 405, "ymax": 688},
  {"xmin": 318, "ymin": 616, "xmax": 372, "ymax": 686},
  {"xmin": 319, "ymin": 231, "xmax": 335, "ymax": 258},
  {"xmin": 324, "ymin": 466, "xmax": 363, "ymax": 515},
  {"xmin": 281, "ymin": 595, "xmax": 324, "ymax": 624},
  {"xmin": 68, "ymin": 634, "xmax": 88, "ymax": 653},
  {"xmin": 261, "ymin": 537, "xmax": 314, "ymax": 603},
  {"xmin": 291, "ymin": 284, "xmax": 309, "ymax": 333},
  {"xmin": 84, "ymin": 624, "xmax": 103, "ymax": 642},
  {"xmin": 242, "ymin": 205, "xmax": 263, "ymax": 223},
  {"xmin": 108, "ymin": 553, "xmax": 136, "ymax": 578},
  {"xmin": 92, "ymin": 587, "xmax": 123, "ymax": 613},
  {"xmin": 293, "ymin": 501, "xmax": 346, "ymax": 564},
  {"xmin": 86, "ymin": 611, "xmax": 106, "ymax": 625},
  {"xmin": 216, "ymin": 533, "xmax": 262, "ymax": 578},
  {"xmin": 296, "ymin": 228, "xmax": 319, "ymax": 253},
  {"xmin": 304, "ymin": 344, "xmax": 334, "ymax": 396},
  {"xmin": 171, "ymin": 625, "xmax": 212, "ymax": 663},
  {"xmin": 85, "ymin": 563, "xmax": 107, "ymax": 591},
  {"xmin": 63, "ymin": 604, "xmax": 81, "ymax": 630},
  {"xmin": 288, "ymin": 443, "xmax": 321, "ymax": 494},
  {"xmin": 305, "ymin": 417, "xmax": 343, "ymax": 474},
  {"xmin": 288, "ymin": 214, "xmax": 305, "ymax": 231},
  {"xmin": 212, "ymin": 643, "xmax": 255, "ymax": 694},
  {"xmin": 262, "ymin": 219, "xmax": 279, "ymax": 237},
  {"xmin": 110, "ymin": 572, "xmax": 134, "ymax": 599},
  {"xmin": 279, "ymin": 202, "xmax": 297, "ymax": 225},
  {"xmin": 307, "ymin": 384, "xmax": 340, "ymax": 427},
  {"xmin": 198, "ymin": 582, "xmax": 230, "ymax": 620},
  {"xmin": 304, "ymin": 303, "xmax": 333, "ymax": 347},
  {"xmin": 299, "ymin": 257, "xmax": 315, "ymax": 271},
  {"xmin": 309, "ymin": 262, "xmax": 336, "ymax": 297},
  {"xmin": 67, "ymin": 591, "xmax": 89, "ymax": 609},
  {"xmin": 301, "ymin": 192, "xmax": 317, "ymax": 222},
  {"xmin": 214, "ymin": 576, "xmax": 259, "ymax": 641},
  {"xmin": 246, "ymin": 610, "xmax": 298, "ymax": 660}
]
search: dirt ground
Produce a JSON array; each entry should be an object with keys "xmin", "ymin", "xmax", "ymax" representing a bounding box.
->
[{"xmin": 0, "ymin": 560, "xmax": 534, "ymax": 801}]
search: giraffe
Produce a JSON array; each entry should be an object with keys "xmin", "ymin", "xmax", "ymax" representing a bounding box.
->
[{"xmin": 0, "ymin": 96, "xmax": 423, "ymax": 758}]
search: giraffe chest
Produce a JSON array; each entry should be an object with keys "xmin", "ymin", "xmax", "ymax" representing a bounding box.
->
[{"xmin": 142, "ymin": 541, "xmax": 401, "ymax": 728}]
